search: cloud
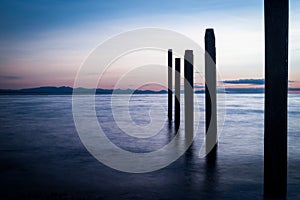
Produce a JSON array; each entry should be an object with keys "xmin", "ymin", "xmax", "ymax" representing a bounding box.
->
[
  {"xmin": 0, "ymin": 75, "xmax": 21, "ymax": 80},
  {"xmin": 223, "ymin": 79, "xmax": 264, "ymax": 85},
  {"xmin": 194, "ymin": 84, "xmax": 204, "ymax": 89},
  {"xmin": 222, "ymin": 79, "xmax": 295, "ymax": 85}
]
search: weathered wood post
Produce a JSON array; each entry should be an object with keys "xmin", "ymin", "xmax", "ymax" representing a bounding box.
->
[
  {"xmin": 175, "ymin": 58, "xmax": 181, "ymax": 130},
  {"xmin": 264, "ymin": 0, "xmax": 289, "ymax": 198},
  {"xmin": 184, "ymin": 50, "xmax": 194, "ymax": 137},
  {"xmin": 205, "ymin": 29, "xmax": 217, "ymax": 157},
  {"xmin": 168, "ymin": 49, "xmax": 173, "ymax": 121}
]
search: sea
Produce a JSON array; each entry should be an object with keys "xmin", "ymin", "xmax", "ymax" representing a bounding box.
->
[{"xmin": 0, "ymin": 94, "xmax": 299, "ymax": 199}]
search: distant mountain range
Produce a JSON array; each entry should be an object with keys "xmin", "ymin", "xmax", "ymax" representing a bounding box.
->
[
  {"xmin": 0, "ymin": 87, "xmax": 167, "ymax": 95},
  {"xmin": 0, "ymin": 86, "xmax": 299, "ymax": 95}
]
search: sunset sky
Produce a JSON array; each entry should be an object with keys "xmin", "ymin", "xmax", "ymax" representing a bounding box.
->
[{"xmin": 0, "ymin": 0, "xmax": 299, "ymax": 89}]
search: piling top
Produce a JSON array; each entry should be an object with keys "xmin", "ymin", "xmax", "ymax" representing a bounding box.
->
[
  {"xmin": 205, "ymin": 29, "xmax": 216, "ymax": 59},
  {"xmin": 168, "ymin": 49, "xmax": 172, "ymax": 52},
  {"xmin": 184, "ymin": 50, "xmax": 193, "ymax": 63},
  {"xmin": 205, "ymin": 29, "xmax": 215, "ymax": 39},
  {"xmin": 185, "ymin": 50, "xmax": 193, "ymax": 55},
  {"xmin": 205, "ymin": 28, "xmax": 214, "ymax": 33}
]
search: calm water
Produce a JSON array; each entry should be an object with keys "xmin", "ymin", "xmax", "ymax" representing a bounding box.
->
[{"xmin": 0, "ymin": 94, "xmax": 299, "ymax": 199}]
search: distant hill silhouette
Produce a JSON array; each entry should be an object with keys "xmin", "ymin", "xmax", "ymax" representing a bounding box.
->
[
  {"xmin": 0, "ymin": 86, "xmax": 299, "ymax": 95},
  {"xmin": 0, "ymin": 86, "xmax": 168, "ymax": 95}
]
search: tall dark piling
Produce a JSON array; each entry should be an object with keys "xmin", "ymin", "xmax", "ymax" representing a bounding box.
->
[
  {"xmin": 184, "ymin": 50, "xmax": 194, "ymax": 138},
  {"xmin": 168, "ymin": 49, "xmax": 173, "ymax": 121},
  {"xmin": 264, "ymin": 0, "xmax": 289, "ymax": 198},
  {"xmin": 205, "ymin": 29, "xmax": 217, "ymax": 157},
  {"xmin": 175, "ymin": 58, "xmax": 181, "ymax": 130}
]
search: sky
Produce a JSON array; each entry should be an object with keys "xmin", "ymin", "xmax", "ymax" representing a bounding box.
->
[{"xmin": 0, "ymin": 0, "xmax": 299, "ymax": 89}]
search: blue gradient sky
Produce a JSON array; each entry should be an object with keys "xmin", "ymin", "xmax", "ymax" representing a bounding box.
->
[{"xmin": 0, "ymin": 0, "xmax": 299, "ymax": 89}]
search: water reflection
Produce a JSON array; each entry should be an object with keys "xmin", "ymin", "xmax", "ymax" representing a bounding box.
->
[
  {"xmin": 183, "ymin": 140, "xmax": 220, "ymax": 199},
  {"xmin": 203, "ymin": 147, "xmax": 219, "ymax": 199}
]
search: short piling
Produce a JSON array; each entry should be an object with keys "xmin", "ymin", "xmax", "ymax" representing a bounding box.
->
[
  {"xmin": 175, "ymin": 58, "xmax": 181, "ymax": 130},
  {"xmin": 168, "ymin": 49, "xmax": 173, "ymax": 121}
]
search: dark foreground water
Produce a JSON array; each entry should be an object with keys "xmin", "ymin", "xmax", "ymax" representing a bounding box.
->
[{"xmin": 0, "ymin": 94, "xmax": 299, "ymax": 199}]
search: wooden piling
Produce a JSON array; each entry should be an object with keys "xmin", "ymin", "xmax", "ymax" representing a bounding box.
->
[
  {"xmin": 264, "ymin": 0, "xmax": 289, "ymax": 197},
  {"xmin": 205, "ymin": 29, "xmax": 217, "ymax": 157},
  {"xmin": 175, "ymin": 58, "xmax": 181, "ymax": 130},
  {"xmin": 168, "ymin": 49, "xmax": 173, "ymax": 121},
  {"xmin": 184, "ymin": 50, "xmax": 194, "ymax": 138}
]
